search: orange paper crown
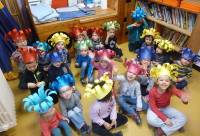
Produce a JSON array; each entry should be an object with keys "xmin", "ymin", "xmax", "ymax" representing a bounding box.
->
[
  {"xmin": 18, "ymin": 47, "xmax": 38, "ymax": 64},
  {"xmin": 4, "ymin": 28, "xmax": 31, "ymax": 42},
  {"xmin": 87, "ymin": 27, "xmax": 104, "ymax": 38},
  {"xmin": 70, "ymin": 26, "xmax": 86, "ymax": 39}
]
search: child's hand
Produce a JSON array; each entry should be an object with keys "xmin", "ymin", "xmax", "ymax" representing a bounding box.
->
[
  {"xmin": 136, "ymin": 107, "xmax": 142, "ymax": 112},
  {"xmin": 36, "ymin": 81, "xmax": 45, "ymax": 87},
  {"xmin": 103, "ymin": 122, "xmax": 112, "ymax": 130},
  {"xmin": 181, "ymin": 93, "xmax": 189, "ymax": 104},
  {"xmin": 62, "ymin": 116, "xmax": 69, "ymax": 123},
  {"xmin": 165, "ymin": 118, "xmax": 173, "ymax": 127},
  {"xmin": 27, "ymin": 83, "xmax": 37, "ymax": 88},
  {"xmin": 111, "ymin": 119, "xmax": 117, "ymax": 128}
]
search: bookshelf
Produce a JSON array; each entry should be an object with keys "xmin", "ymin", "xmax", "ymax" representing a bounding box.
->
[{"xmin": 136, "ymin": 0, "xmax": 200, "ymax": 53}]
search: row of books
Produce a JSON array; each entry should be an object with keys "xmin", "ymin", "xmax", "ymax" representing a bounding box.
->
[
  {"xmin": 137, "ymin": 1, "xmax": 197, "ymax": 32},
  {"xmin": 161, "ymin": 27, "xmax": 189, "ymax": 48}
]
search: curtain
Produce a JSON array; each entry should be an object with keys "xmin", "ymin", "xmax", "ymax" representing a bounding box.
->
[{"xmin": 0, "ymin": 1, "xmax": 19, "ymax": 73}]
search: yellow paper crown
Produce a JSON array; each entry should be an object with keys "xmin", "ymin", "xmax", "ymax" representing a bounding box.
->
[
  {"xmin": 154, "ymin": 38, "xmax": 175, "ymax": 52},
  {"xmin": 48, "ymin": 32, "xmax": 70, "ymax": 47},
  {"xmin": 84, "ymin": 72, "xmax": 113, "ymax": 100},
  {"xmin": 140, "ymin": 28, "xmax": 160, "ymax": 39},
  {"xmin": 150, "ymin": 63, "xmax": 179, "ymax": 81},
  {"xmin": 0, "ymin": 2, "xmax": 4, "ymax": 9}
]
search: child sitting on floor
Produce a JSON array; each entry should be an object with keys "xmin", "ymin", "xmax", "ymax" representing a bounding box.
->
[
  {"xmin": 147, "ymin": 63, "xmax": 189, "ymax": 136},
  {"xmin": 103, "ymin": 21, "xmax": 123, "ymax": 62},
  {"xmin": 85, "ymin": 73, "xmax": 128, "ymax": 136},
  {"xmin": 114, "ymin": 62, "xmax": 148, "ymax": 125},
  {"xmin": 23, "ymin": 85, "xmax": 71, "ymax": 136},
  {"xmin": 51, "ymin": 74, "xmax": 91, "ymax": 135}
]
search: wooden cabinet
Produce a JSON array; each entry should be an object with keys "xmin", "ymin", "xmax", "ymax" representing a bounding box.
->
[{"xmin": 25, "ymin": 0, "xmax": 126, "ymax": 42}]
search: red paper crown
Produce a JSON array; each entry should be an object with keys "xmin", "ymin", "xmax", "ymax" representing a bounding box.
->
[
  {"xmin": 4, "ymin": 28, "xmax": 31, "ymax": 42},
  {"xmin": 70, "ymin": 26, "xmax": 86, "ymax": 39},
  {"xmin": 87, "ymin": 27, "xmax": 104, "ymax": 38},
  {"xmin": 96, "ymin": 49, "xmax": 116, "ymax": 62},
  {"xmin": 18, "ymin": 47, "xmax": 38, "ymax": 64}
]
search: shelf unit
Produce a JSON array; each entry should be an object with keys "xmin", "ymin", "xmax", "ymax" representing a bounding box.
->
[{"xmin": 136, "ymin": 0, "xmax": 200, "ymax": 53}]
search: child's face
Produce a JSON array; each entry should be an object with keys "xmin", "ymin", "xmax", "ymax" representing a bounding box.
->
[
  {"xmin": 100, "ymin": 60, "xmax": 109, "ymax": 68},
  {"xmin": 26, "ymin": 62, "xmax": 38, "ymax": 72},
  {"xmin": 77, "ymin": 34, "xmax": 84, "ymax": 41},
  {"xmin": 80, "ymin": 49, "xmax": 88, "ymax": 56},
  {"xmin": 157, "ymin": 75, "xmax": 171, "ymax": 91},
  {"xmin": 141, "ymin": 59, "xmax": 150, "ymax": 67},
  {"xmin": 92, "ymin": 32, "xmax": 99, "ymax": 41},
  {"xmin": 15, "ymin": 39, "xmax": 27, "ymax": 47},
  {"xmin": 59, "ymin": 86, "xmax": 73, "ymax": 99},
  {"xmin": 52, "ymin": 61, "xmax": 62, "ymax": 67},
  {"xmin": 41, "ymin": 107, "xmax": 55, "ymax": 118},
  {"xmin": 108, "ymin": 29, "xmax": 115, "ymax": 37},
  {"xmin": 43, "ymin": 65, "xmax": 50, "ymax": 71},
  {"xmin": 156, "ymin": 47, "xmax": 163, "ymax": 54},
  {"xmin": 126, "ymin": 71, "xmax": 136, "ymax": 81},
  {"xmin": 180, "ymin": 58, "xmax": 191, "ymax": 66},
  {"xmin": 38, "ymin": 50, "xmax": 46, "ymax": 56},
  {"xmin": 144, "ymin": 36, "xmax": 153, "ymax": 46},
  {"xmin": 56, "ymin": 42, "xmax": 64, "ymax": 50}
]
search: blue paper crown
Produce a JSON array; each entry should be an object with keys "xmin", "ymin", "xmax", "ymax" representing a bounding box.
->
[
  {"xmin": 23, "ymin": 85, "xmax": 57, "ymax": 113},
  {"xmin": 181, "ymin": 48, "xmax": 199, "ymax": 62},
  {"xmin": 50, "ymin": 74, "xmax": 75, "ymax": 91},
  {"xmin": 49, "ymin": 52, "xmax": 62, "ymax": 63},
  {"xmin": 132, "ymin": 7, "xmax": 146, "ymax": 21},
  {"xmin": 136, "ymin": 46, "xmax": 155, "ymax": 61},
  {"xmin": 33, "ymin": 41, "xmax": 51, "ymax": 51}
]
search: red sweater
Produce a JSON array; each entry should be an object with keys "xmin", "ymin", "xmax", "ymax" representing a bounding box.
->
[
  {"xmin": 39, "ymin": 111, "xmax": 63, "ymax": 136},
  {"xmin": 149, "ymin": 86, "xmax": 183, "ymax": 122}
]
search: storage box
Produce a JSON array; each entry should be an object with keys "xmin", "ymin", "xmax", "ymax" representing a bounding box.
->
[{"xmin": 180, "ymin": 0, "xmax": 200, "ymax": 13}]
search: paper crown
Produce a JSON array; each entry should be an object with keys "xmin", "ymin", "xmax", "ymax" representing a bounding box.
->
[
  {"xmin": 96, "ymin": 49, "xmax": 116, "ymax": 62},
  {"xmin": 140, "ymin": 28, "xmax": 160, "ymax": 39},
  {"xmin": 23, "ymin": 85, "xmax": 57, "ymax": 113},
  {"xmin": 33, "ymin": 41, "xmax": 51, "ymax": 52},
  {"xmin": 4, "ymin": 28, "xmax": 31, "ymax": 42},
  {"xmin": 70, "ymin": 26, "xmax": 86, "ymax": 38},
  {"xmin": 49, "ymin": 52, "xmax": 62, "ymax": 63},
  {"xmin": 136, "ymin": 46, "xmax": 155, "ymax": 61},
  {"xmin": 154, "ymin": 38, "xmax": 175, "ymax": 52},
  {"xmin": 84, "ymin": 72, "xmax": 113, "ymax": 100},
  {"xmin": 50, "ymin": 74, "xmax": 75, "ymax": 91},
  {"xmin": 75, "ymin": 39, "xmax": 92, "ymax": 50},
  {"xmin": 125, "ymin": 60, "xmax": 144, "ymax": 75},
  {"xmin": 150, "ymin": 63, "xmax": 179, "ymax": 81},
  {"xmin": 18, "ymin": 47, "xmax": 38, "ymax": 64},
  {"xmin": 103, "ymin": 20, "xmax": 120, "ymax": 31},
  {"xmin": 181, "ymin": 48, "xmax": 199, "ymax": 62},
  {"xmin": 132, "ymin": 7, "xmax": 146, "ymax": 21},
  {"xmin": 47, "ymin": 32, "xmax": 71, "ymax": 47},
  {"xmin": 87, "ymin": 27, "xmax": 104, "ymax": 38}
]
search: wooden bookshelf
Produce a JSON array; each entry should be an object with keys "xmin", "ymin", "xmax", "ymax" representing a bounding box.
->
[{"xmin": 146, "ymin": 15, "xmax": 192, "ymax": 36}]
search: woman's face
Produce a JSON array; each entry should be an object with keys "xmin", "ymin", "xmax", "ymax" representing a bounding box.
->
[
  {"xmin": 157, "ymin": 75, "xmax": 171, "ymax": 91},
  {"xmin": 56, "ymin": 42, "xmax": 64, "ymax": 50},
  {"xmin": 126, "ymin": 71, "xmax": 137, "ymax": 81},
  {"xmin": 92, "ymin": 32, "xmax": 99, "ymax": 41},
  {"xmin": 59, "ymin": 86, "xmax": 73, "ymax": 99}
]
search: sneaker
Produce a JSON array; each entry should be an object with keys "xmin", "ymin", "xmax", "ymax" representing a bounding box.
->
[
  {"xmin": 80, "ymin": 124, "xmax": 91, "ymax": 136},
  {"xmin": 178, "ymin": 127, "xmax": 185, "ymax": 132},
  {"xmin": 131, "ymin": 112, "xmax": 142, "ymax": 125},
  {"xmin": 154, "ymin": 127, "xmax": 165, "ymax": 136},
  {"xmin": 113, "ymin": 131, "xmax": 123, "ymax": 136}
]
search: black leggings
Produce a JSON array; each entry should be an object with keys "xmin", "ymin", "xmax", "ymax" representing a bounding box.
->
[{"xmin": 92, "ymin": 113, "xmax": 128, "ymax": 136}]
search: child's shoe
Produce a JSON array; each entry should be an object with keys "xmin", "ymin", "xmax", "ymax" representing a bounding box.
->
[
  {"xmin": 154, "ymin": 127, "xmax": 166, "ymax": 136},
  {"xmin": 80, "ymin": 124, "xmax": 91, "ymax": 136},
  {"xmin": 131, "ymin": 112, "xmax": 142, "ymax": 125},
  {"xmin": 113, "ymin": 131, "xmax": 123, "ymax": 136}
]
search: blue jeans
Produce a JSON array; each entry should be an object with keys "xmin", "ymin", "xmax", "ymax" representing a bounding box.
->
[
  {"xmin": 176, "ymin": 80, "xmax": 187, "ymax": 89},
  {"xmin": 117, "ymin": 95, "xmax": 148, "ymax": 115},
  {"xmin": 147, "ymin": 107, "xmax": 187, "ymax": 136},
  {"xmin": 80, "ymin": 62, "xmax": 93, "ymax": 82},
  {"xmin": 68, "ymin": 107, "xmax": 85, "ymax": 129},
  {"xmin": 51, "ymin": 120, "xmax": 71, "ymax": 136}
]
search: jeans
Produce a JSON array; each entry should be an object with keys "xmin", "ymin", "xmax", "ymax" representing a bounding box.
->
[
  {"xmin": 117, "ymin": 95, "xmax": 148, "ymax": 115},
  {"xmin": 68, "ymin": 107, "xmax": 85, "ymax": 129},
  {"xmin": 92, "ymin": 113, "xmax": 128, "ymax": 136},
  {"xmin": 80, "ymin": 62, "xmax": 94, "ymax": 82},
  {"xmin": 176, "ymin": 80, "xmax": 188, "ymax": 89},
  {"xmin": 147, "ymin": 107, "xmax": 187, "ymax": 136},
  {"xmin": 51, "ymin": 120, "xmax": 72, "ymax": 136}
]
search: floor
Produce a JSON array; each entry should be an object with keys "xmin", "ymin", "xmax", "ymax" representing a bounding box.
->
[{"xmin": 1, "ymin": 43, "xmax": 200, "ymax": 136}]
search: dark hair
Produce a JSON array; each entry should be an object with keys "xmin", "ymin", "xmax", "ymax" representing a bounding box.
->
[
  {"xmin": 144, "ymin": 35, "xmax": 154, "ymax": 40},
  {"xmin": 98, "ymin": 91, "xmax": 112, "ymax": 102}
]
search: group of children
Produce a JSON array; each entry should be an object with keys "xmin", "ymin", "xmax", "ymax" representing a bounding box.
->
[{"xmin": 4, "ymin": 7, "xmax": 200, "ymax": 136}]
